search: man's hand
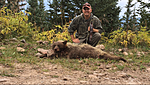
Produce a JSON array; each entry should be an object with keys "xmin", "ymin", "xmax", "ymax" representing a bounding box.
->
[
  {"xmin": 88, "ymin": 26, "xmax": 99, "ymax": 32},
  {"xmin": 70, "ymin": 35, "xmax": 80, "ymax": 43},
  {"xmin": 72, "ymin": 38, "xmax": 80, "ymax": 43}
]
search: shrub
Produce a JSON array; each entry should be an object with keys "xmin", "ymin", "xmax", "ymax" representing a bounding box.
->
[
  {"xmin": 0, "ymin": 7, "xmax": 37, "ymax": 40},
  {"xmin": 34, "ymin": 23, "xmax": 72, "ymax": 43},
  {"xmin": 107, "ymin": 27, "xmax": 150, "ymax": 47}
]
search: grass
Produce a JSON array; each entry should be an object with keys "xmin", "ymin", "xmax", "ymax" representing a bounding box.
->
[{"xmin": 0, "ymin": 39, "xmax": 150, "ymax": 77}]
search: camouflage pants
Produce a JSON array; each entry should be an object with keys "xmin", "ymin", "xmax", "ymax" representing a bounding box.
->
[{"xmin": 79, "ymin": 32, "xmax": 101, "ymax": 47}]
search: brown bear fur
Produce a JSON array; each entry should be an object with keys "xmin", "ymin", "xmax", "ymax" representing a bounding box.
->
[{"xmin": 51, "ymin": 41, "xmax": 127, "ymax": 62}]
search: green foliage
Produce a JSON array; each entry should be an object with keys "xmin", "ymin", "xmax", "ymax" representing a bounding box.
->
[
  {"xmin": 34, "ymin": 23, "xmax": 72, "ymax": 43},
  {"xmin": 0, "ymin": 7, "xmax": 38, "ymax": 40},
  {"xmin": 108, "ymin": 27, "xmax": 150, "ymax": 47}
]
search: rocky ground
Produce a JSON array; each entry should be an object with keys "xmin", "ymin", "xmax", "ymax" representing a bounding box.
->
[{"xmin": 0, "ymin": 62, "xmax": 150, "ymax": 84}]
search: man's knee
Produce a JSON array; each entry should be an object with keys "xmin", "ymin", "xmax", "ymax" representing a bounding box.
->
[{"xmin": 94, "ymin": 33, "xmax": 101, "ymax": 40}]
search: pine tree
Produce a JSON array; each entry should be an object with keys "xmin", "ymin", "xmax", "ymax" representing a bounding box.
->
[
  {"xmin": 6, "ymin": 0, "xmax": 26, "ymax": 12},
  {"xmin": 26, "ymin": 0, "xmax": 39, "ymax": 25},
  {"xmin": 36, "ymin": 0, "xmax": 45, "ymax": 31},
  {"xmin": 137, "ymin": 0, "xmax": 150, "ymax": 30},
  {"xmin": 0, "ymin": 0, "xmax": 6, "ymax": 9},
  {"xmin": 0, "ymin": 0, "xmax": 26, "ymax": 12},
  {"xmin": 47, "ymin": 0, "xmax": 60, "ymax": 25},
  {"xmin": 121, "ymin": 0, "xmax": 136, "ymax": 31}
]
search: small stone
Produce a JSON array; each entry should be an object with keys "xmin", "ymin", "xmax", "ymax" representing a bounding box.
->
[
  {"xmin": 20, "ymin": 39, "xmax": 26, "ymax": 43},
  {"xmin": 47, "ymin": 49, "xmax": 55, "ymax": 57},
  {"xmin": 10, "ymin": 38, "xmax": 18, "ymax": 42},
  {"xmin": 80, "ymin": 81, "xmax": 88, "ymax": 84},
  {"xmin": 35, "ymin": 53, "xmax": 43, "ymax": 57},
  {"xmin": 117, "ymin": 72, "xmax": 130, "ymax": 78},
  {"xmin": 118, "ymin": 49, "xmax": 123, "ymax": 52},
  {"xmin": 123, "ymin": 52, "xmax": 128, "ymax": 56},
  {"xmin": 17, "ymin": 47, "xmax": 25, "ymax": 52},
  {"xmin": 89, "ymin": 75, "xmax": 98, "ymax": 79},
  {"xmin": 43, "ymin": 41, "xmax": 49, "ymax": 45},
  {"xmin": 36, "ymin": 40, "xmax": 43, "ymax": 44},
  {"xmin": 63, "ymin": 76, "xmax": 72, "ymax": 81},
  {"xmin": 37, "ymin": 48, "xmax": 48, "ymax": 54},
  {"xmin": 50, "ymin": 79, "xmax": 57, "ymax": 83},
  {"xmin": 147, "ymin": 68, "xmax": 150, "ymax": 72},
  {"xmin": 93, "ymin": 73, "xmax": 107, "ymax": 77},
  {"xmin": 129, "ymin": 52, "xmax": 133, "ymax": 55},
  {"xmin": 0, "ymin": 79, "xmax": 9, "ymax": 82},
  {"xmin": 0, "ymin": 47, "xmax": 6, "ymax": 50}
]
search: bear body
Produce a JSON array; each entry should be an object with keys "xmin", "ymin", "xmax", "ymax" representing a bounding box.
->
[{"xmin": 51, "ymin": 41, "xmax": 127, "ymax": 62}]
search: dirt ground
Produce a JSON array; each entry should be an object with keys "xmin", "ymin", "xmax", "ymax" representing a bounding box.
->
[{"xmin": 0, "ymin": 62, "xmax": 150, "ymax": 84}]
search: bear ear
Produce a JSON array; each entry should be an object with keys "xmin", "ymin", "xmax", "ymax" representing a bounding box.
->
[{"xmin": 63, "ymin": 40, "xmax": 67, "ymax": 45}]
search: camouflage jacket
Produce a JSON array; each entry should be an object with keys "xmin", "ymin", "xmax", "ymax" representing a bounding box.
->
[{"xmin": 68, "ymin": 13, "xmax": 103, "ymax": 39}]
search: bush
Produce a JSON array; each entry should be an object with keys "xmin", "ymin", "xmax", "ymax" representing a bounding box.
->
[
  {"xmin": 0, "ymin": 7, "xmax": 37, "ymax": 40},
  {"xmin": 34, "ymin": 23, "xmax": 72, "ymax": 43},
  {"xmin": 107, "ymin": 27, "xmax": 150, "ymax": 47}
]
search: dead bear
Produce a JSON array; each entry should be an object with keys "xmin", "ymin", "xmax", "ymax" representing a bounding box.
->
[{"xmin": 51, "ymin": 41, "xmax": 127, "ymax": 62}]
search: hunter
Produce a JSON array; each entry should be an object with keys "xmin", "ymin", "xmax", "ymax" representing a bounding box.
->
[{"xmin": 68, "ymin": 2, "xmax": 103, "ymax": 47}]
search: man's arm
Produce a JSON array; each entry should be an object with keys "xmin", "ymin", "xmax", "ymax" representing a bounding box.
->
[{"xmin": 70, "ymin": 35, "xmax": 80, "ymax": 43}]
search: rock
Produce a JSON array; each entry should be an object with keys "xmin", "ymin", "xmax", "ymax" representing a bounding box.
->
[
  {"xmin": 129, "ymin": 52, "xmax": 133, "ymax": 55},
  {"xmin": 118, "ymin": 49, "xmax": 123, "ymax": 52},
  {"xmin": 36, "ymin": 40, "xmax": 43, "ymax": 44},
  {"xmin": 63, "ymin": 76, "xmax": 72, "ymax": 81},
  {"xmin": 35, "ymin": 53, "xmax": 43, "ymax": 57},
  {"xmin": 37, "ymin": 48, "xmax": 48, "ymax": 54},
  {"xmin": 96, "ymin": 44, "xmax": 105, "ymax": 50},
  {"xmin": 89, "ymin": 75, "xmax": 98, "ymax": 79},
  {"xmin": 147, "ymin": 68, "xmax": 150, "ymax": 72},
  {"xmin": 43, "ymin": 41, "xmax": 49, "ymax": 45},
  {"xmin": 0, "ymin": 79, "xmax": 9, "ymax": 82},
  {"xmin": 50, "ymin": 79, "xmax": 57, "ymax": 83},
  {"xmin": 117, "ymin": 72, "xmax": 132, "ymax": 78},
  {"xmin": 20, "ymin": 39, "xmax": 26, "ymax": 43},
  {"xmin": 9, "ymin": 38, "xmax": 18, "ymax": 42},
  {"xmin": 93, "ymin": 73, "xmax": 107, "ymax": 77},
  {"xmin": 123, "ymin": 52, "xmax": 128, "ymax": 56},
  {"xmin": 80, "ymin": 81, "xmax": 88, "ymax": 84},
  {"xmin": 47, "ymin": 49, "xmax": 55, "ymax": 57},
  {"xmin": 36, "ymin": 40, "xmax": 49, "ymax": 45},
  {"xmin": 17, "ymin": 47, "xmax": 25, "ymax": 52},
  {"xmin": 0, "ymin": 47, "xmax": 6, "ymax": 50},
  {"xmin": 128, "ymin": 59, "xmax": 133, "ymax": 62}
]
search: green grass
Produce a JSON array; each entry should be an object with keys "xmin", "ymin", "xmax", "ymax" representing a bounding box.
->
[{"xmin": 0, "ymin": 39, "xmax": 150, "ymax": 77}]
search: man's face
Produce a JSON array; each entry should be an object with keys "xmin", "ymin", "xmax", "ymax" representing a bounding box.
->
[
  {"xmin": 82, "ymin": 3, "xmax": 92, "ymax": 17},
  {"xmin": 82, "ymin": 7, "xmax": 92, "ymax": 17}
]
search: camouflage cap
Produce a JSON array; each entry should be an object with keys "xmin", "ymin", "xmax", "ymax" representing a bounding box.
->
[{"xmin": 82, "ymin": 2, "xmax": 91, "ymax": 10}]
